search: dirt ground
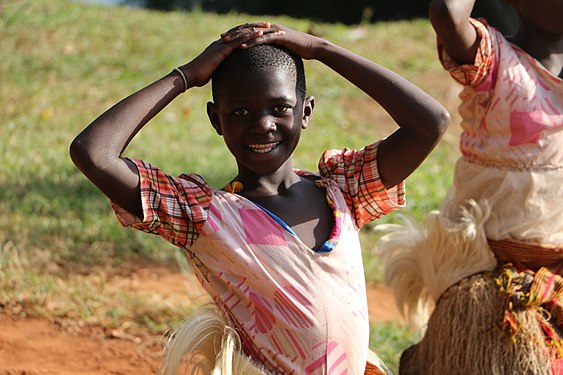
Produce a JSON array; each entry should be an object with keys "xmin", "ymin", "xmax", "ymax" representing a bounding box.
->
[{"xmin": 0, "ymin": 263, "xmax": 403, "ymax": 375}]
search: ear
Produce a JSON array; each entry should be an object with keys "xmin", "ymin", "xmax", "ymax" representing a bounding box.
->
[
  {"xmin": 207, "ymin": 101, "xmax": 222, "ymax": 136},
  {"xmin": 301, "ymin": 95, "xmax": 315, "ymax": 129}
]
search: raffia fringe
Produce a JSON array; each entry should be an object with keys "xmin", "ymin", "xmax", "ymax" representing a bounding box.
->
[
  {"xmin": 158, "ymin": 303, "xmax": 268, "ymax": 375},
  {"xmin": 374, "ymin": 199, "xmax": 497, "ymax": 331},
  {"xmin": 158, "ymin": 305, "xmax": 389, "ymax": 374},
  {"xmin": 399, "ymin": 272, "xmax": 552, "ymax": 375}
]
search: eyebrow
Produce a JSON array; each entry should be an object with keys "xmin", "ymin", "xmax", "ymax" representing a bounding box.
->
[
  {"xmin": 271, "ymin": 95, "xmax": 296, "ymax": 103},
  {"xmin": 224, "ymin": 95, "xmax": 297, "ymax": 106}
]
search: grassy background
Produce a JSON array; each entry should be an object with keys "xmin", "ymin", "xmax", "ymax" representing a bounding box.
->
[{"xmin": 1, "ymin": 0, "xmax": 461, "ymax": 371}]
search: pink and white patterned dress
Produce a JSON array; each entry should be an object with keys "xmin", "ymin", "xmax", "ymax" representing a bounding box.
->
[
  {"xmin": 439, "ymin": 18, "xmax": 563, "ymax": 247},
  {"xmin": 112, "ymin": 141, "xmax": 405, "ymax": 374}
]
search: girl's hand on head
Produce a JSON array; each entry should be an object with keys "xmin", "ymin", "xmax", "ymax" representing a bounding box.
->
[
  {"xmin": 180, "ymin": 25, "xmax": 265, "ymax": 88},
  {"xmin": 220, "ymin": 21, "xmax": 272, "ymax": 41},
  {"xmin": 221, "ymin": 22, "xmax": 322, "ymax": 60}
]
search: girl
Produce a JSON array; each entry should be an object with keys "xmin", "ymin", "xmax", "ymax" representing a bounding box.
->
[{"xmin": 70, "ymin": 22, "xmax": 448, "ymax": 374}]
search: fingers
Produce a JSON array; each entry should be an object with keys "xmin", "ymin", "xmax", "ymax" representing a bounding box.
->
[
  {"xmin": 221, "ymin": 21, "xmax": 270, "ymax": 38},
  {"xmin": 218, "ymin": 22, "xmax": 292, "ymax": 53},
  {"xmin": 240, "ymin": 30, "xmax": 287, "ymax": 49},
  {"xmin": 221, "ymin": 28, "xmax": 262, "ymax": 43},
  {"xmin": 220, "ymin": 21, "xmax": 283, "ymax": 43}
]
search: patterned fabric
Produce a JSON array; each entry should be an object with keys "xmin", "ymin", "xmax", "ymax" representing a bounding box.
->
[
  {"xmin": 438, "ymin": 18, "xmax": 493, "ymax": 87},
  {"xmin": 112, "ymin": 141, "xmax": 404, "ymax": 374},
  {"xmin": 439, "ymin": 18, "xmax": 563, "ymax": 170},
  {"xmin": 437, "ymin": 18, "xmax": 563, "ymax": 246},
  {"xmin": 319, "ymin": 142, "xmax": 405, "ymax": 228},
  {"xmin": 364, "ymin": 362, "xmax": 386, "ymax": 375},
  {"xmin": 112, "ymin": 166, "xmax": 212, "ymax": 248},
  {"xmin": 496, "ymin": 262, "xmax": 563, "ymax": 358}
]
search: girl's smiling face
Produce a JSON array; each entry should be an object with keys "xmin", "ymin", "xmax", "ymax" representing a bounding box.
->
[{"xmin": 208, "ymin": 67, "xmax": 314, "ymax": 179}]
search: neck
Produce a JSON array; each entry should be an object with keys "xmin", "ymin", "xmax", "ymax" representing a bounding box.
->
[
  {"xmin": 510, "ymin": 22, "xmax": 563, "ymax": 77},
  {"xmin": 234, "ymin": 161, "xmax": 301, "ymax": 198}
]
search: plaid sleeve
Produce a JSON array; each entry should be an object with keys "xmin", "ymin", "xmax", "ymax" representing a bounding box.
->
[
  {"xmin": 318, "ymin": 141, "xmax": 405, "ymax": 228},
  {"xmin": 437, "ymin": 18, "xmax": 494, "ymax": 87},
  {"xmin": 111, "ymin": 158, "xmax": 213, "ymax": 248}
]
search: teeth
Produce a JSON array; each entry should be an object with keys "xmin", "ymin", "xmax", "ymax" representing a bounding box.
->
[{"xmin": 248, "ymin": 142, "xmax": 279, "ymax": 154}]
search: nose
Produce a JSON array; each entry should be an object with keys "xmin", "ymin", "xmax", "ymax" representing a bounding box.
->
[{"xmin": 252, "ymin": 114, "xmax": 276, "ymax": 134}]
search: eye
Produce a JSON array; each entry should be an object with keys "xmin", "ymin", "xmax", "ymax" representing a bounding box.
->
[
  {"xmin": 234, "ymin": 108, "xmax": 249, "ymax": 116},
  {"xmin": 273, "ymin": 104, "xmax": 292, "ymax": 114}
]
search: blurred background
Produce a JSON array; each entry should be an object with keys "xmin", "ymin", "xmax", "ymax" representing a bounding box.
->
[{"xmin": 81, "ymin": 0, "xmax": 519, "ymax": 33}]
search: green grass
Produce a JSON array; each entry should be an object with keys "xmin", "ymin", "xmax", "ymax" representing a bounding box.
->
[
  {"xmin": 370, "ymin": 322, "xmax": 421, "ymax": 374},
  {"xmin": 1, "ymin": 0, "xmax": 459, "ymax": 371}
]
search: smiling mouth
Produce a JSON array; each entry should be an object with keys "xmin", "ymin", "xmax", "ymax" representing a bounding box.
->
[{"xmin": 248, "ymin": 142, "xmax": 280, "ymax": 154}]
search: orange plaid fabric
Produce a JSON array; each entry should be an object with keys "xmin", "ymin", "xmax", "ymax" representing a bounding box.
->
[
  {"xmin": 319, "ymin": 141, "xmax": 405, "ymax": 228},
  {"xmin": 437, "ymin": 18, "xmax": 494, "ymax": 87},
  {"xmin": 111, "ymin": 158, "xmax": 213, "ymax": 248},
  {"xmin": 365, "ymin": 362, "xmax": 386, "ymax": 375},
  {"xmin": 113, "ymin": 141, "xmax": 404, "ymax": 247}
]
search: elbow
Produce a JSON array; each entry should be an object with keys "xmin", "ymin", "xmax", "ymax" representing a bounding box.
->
[
  {"xmin": 422, "ymin": 106, "xmax": 450, "ymax": 144},
  {"xmin": 69, "ymin": 136, "xmax": 88, "ymax": 169},
  {"xmin": 433, "ymin": 106, "xmax": 450, "ymax": 138},
  {"xmin": 69, "ymin": 135, "xmax": 100, "ymax": 173},
  {"xmin": 437, "ymin": 107, "xmax": 450, "ymax": 134}
]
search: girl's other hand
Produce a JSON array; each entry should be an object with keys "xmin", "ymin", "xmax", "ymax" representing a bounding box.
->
[{"xmin": 222, "ymin": 22, "xmax": 322, "ymax": 60}]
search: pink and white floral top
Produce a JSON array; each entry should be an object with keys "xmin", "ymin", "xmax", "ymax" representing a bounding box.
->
[
  {"xmin": 437, "ymin": 19, "xmax": 563, "ymax": 246},
  {"xmin": 112, "ymin": 141, "xmax": 404, "ymax": 374},
  {"xmin": 439, "ymin": 18, "xmax": 563, "ymax": 170}
]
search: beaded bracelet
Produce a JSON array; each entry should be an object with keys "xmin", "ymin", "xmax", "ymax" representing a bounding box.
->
[{"xmin": 173, "ymin": 67, "xmax": 188, "ymax": 92}]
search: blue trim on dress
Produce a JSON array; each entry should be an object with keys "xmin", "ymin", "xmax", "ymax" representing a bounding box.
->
[{"xmin": 253, "ymin": 202, "xmax": 336, "ymax": 253}]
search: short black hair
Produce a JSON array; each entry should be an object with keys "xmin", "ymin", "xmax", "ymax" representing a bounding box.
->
[{"xmin": 211, "ymin": 44, "xmax": 306, "ymax": 102}]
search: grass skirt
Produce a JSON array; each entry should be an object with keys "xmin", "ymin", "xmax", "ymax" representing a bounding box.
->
[
  {"xmin": 376, "ymin": 198, "xmax": 561, "ymax": 374},
  {"xmin": 158, "ymin": 303, "xmax": 268, "ymax": 375},
  {"xmin": 399, "ymin": 271, "xmax": 552, "ymax": 374},
  {"xmin": 375, "ymin": 200, "xmax": 497, "ymax": 330}
]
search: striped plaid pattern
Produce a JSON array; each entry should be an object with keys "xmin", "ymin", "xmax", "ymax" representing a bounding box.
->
[
  {"xmin": 319, "ymin": 141, "xmax": 405, "ymax": 228},
  {"xmin": 364, "ymin": 362, "xmax": 386, "ymax": 375},
  {"xmin": 114, "ymin": 142, "xmax": 403, "ymax": 247},
  {"xmin": 438, "ymin": 18, "xmax": 493, "ymax": 87},
  {"xmin": 497, "ymin": 261, "xmax": 563, "ymax": 357},
  {"xmin": 111, "ymin": 158, "xmax": 213, "ymax": 248}
]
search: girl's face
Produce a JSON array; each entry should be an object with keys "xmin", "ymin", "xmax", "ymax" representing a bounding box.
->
[
  {"xmin": 511, "ymin": 0, "xmax": 563, "ymax": 35},
  {"xmin": 207, "ymin": 67, "xmax": 313, "ymax": 179}
]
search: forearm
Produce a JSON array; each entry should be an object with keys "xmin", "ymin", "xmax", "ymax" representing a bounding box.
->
[
  {"xmin": 70, "ymin": 70, "xmax": 186, "ymax": 216},
  {"xmin": 71, "ymin": 71, "xmax": 185, "ymax": 166},
  {"xmin": 313, "ymin": 40, "xmax": 449, "ymax": 188},
  {"xmin": 314, "ymin": 40, "xmax": 448, "ymax": 139},
  {"xmin": 429, "ymin": 0, "xmax": 478, "ymax": 64},
  {"xmin": 429, "ymin": 0, "xmax": 475, "ymax": 28}
]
